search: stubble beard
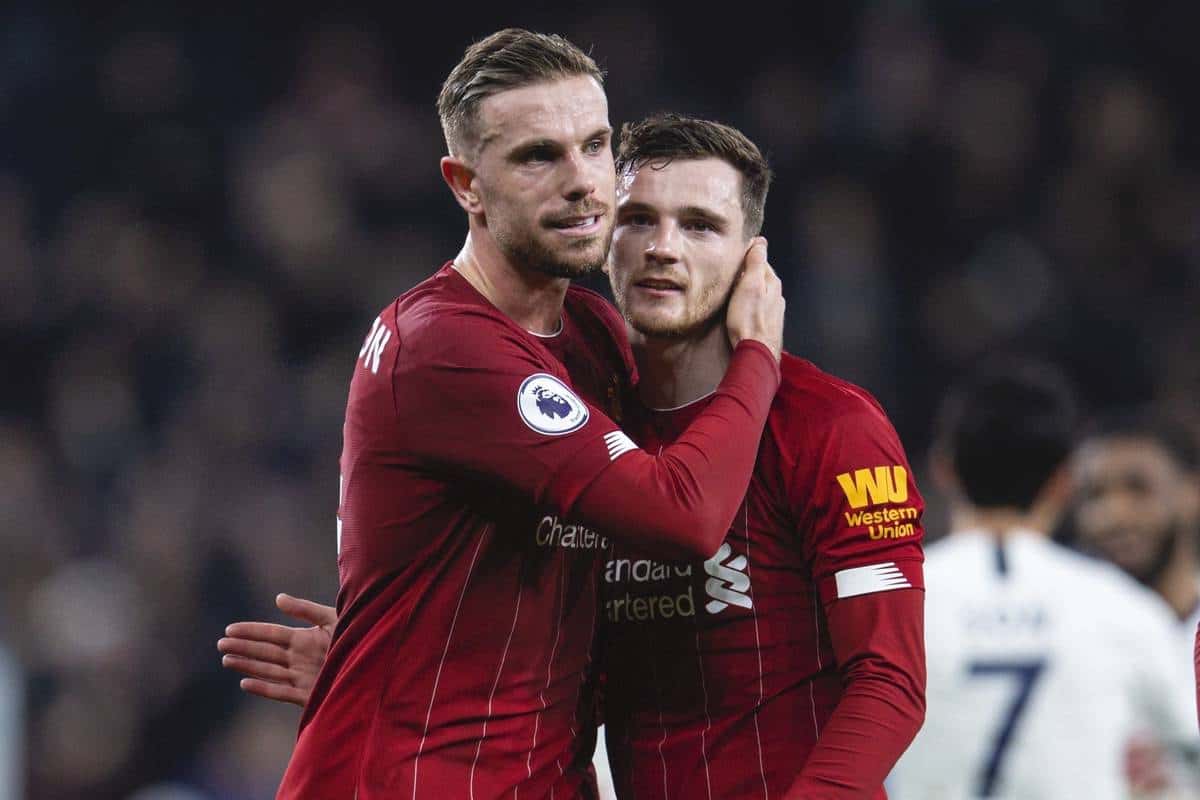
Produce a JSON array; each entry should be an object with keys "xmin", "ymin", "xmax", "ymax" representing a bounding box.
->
[
  {"xmin": 619, "ymin": 279, "xmax": 728, "ymax": 341},
  {"xmin": 496, "ymin": 221, "xmax": 613, "ymax": 280},
  {"xmin": 1127, "ymin": 519, "xmax": 1186, "ymax": 587}
]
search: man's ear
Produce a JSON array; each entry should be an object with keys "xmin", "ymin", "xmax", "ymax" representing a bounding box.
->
[{"xmin": 441, "ymin": 156, "xmax": 482, "ymax": 215}]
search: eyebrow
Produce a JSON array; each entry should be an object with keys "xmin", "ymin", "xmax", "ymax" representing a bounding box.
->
[
  {"xmin": 504, "ymin": 126, "xmax": 612, "ymax": 159},
  {"xmin": 506, "ymin": 138, "xmax": 562, "ymax": 160},
  {"xmin": 677, "ymin": 205, "xmax": 731, "ymax": 228},
  {"xmin": 584, "ymin": 126, "xmax": 613, "ymax": 143},
  {"xmin": 617, "ymin": 201, "xmax": 733, "ymax": 233}
]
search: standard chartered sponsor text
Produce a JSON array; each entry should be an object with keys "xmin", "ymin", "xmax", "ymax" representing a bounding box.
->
[
  {"xmin": 536, "ymin": 515, "xmax": 609, "ymax": 550},
  {"xmin": 604, "ymin": 558, "xmax": 696, "ymax": 623}
]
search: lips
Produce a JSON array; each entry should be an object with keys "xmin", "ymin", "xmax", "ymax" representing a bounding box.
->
[
  {"xmin": 633, "ymin": 276, "xmax": 684, "ymax": 291},
  {"xmin": 547, "ymin": 204, "xmax": 608, "ymax": 230},
  {"xmin": 550, "ymin": 215, "xmax": 600, "ymax": 229}
]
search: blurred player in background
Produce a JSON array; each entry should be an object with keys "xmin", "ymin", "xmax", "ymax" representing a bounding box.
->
[
  {"xmin": 264, "ymin": 28, "xmax": 785, "ymax": 800},
  {"xmin": 890, "ymin": 360, "xmax": 1196, "ymax": 800},
  {"xmin": 223, "ymin": 114, "xmax": 927, "ymax": 799},
  {"xmin": 1071, "ymin": 412, "xmax": 1200, "ymax": 644},
  {"xmin": 1069, "ymin": 412, "xmax": 1200, "ymax": 795}
]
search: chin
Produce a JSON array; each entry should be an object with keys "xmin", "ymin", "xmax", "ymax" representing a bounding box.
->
[
  {"xmin": 509, "ymin": 236, "xmax": 605, "ymax": 279},
  {"xmin": 558, "ymin": 245, "xmax": 607, "ymax": 274},
  {"xmin": 628, "ymin": 314, "xmax": 693, "ymax": 340},
  {"xmin": 536, "ymin": 255, "xmax": 604, "ymax": 279}
]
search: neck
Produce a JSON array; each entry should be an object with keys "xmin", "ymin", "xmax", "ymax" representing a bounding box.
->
[
  {"xmin": 949, "ymin": 504, "xmax": 1054, "ymax": 539},
  {"xmin": 451, "ymin": 226, "xmax": 568, "ymax": 335},
  {"xmin": 1153, "ymin": 534, "xmax": 1200, "ymax": 620},
  {"xmin": 630, "ymin": 321, "xmax": 731, "ymax": 409}
]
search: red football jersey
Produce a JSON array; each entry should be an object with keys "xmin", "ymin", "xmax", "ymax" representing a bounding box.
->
[
  {"xmin": 601, "ymin": 355, "xmax": 926, "ymax": 800},
  {"xmin": 1194, "ymin": 620, "xmax": 1200, "ymax": 734},
  {"xmin": 275, "ymin": 264, "xmax": 781, "ymax": 800},
  {"xmin": 277, "ymin": 265, "xmax": 634, "ymax": 800}
]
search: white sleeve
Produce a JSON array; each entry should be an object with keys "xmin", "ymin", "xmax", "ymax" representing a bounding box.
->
[{"xmin": 1125, "ymin": 591, "xmax": 1198, "ymax": 747}]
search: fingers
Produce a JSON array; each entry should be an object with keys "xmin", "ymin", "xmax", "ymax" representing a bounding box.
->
[
  {"xmin": 221, "ymin": 653, "xmax": 295, "ymax": 683},
  {"xmin": 737, "ymin": 236, "xmax": 767, "ymax": 279},
  {"xmin": 238, "ymin": 677, "xmax": 308, "ymax": 707},
  {"xmin": 217, "ymin": 635, "xmax": 292, "ymax": 666},
  {"xmin": 737, "ymin": 237, "xmax": 781, "ymax": 299},
  {"xmin": 724, "ymin": 234, "xmax": 784, "ymax": 361},
  {"xmin": 223, "ymin": 621, "xmax": 297, "ymax": 647},
  {"xmin": 276, "ymin": 593, "xmax": 337, "ymax": 628},
  {"xmin": 743, "ymin": 235, "xmax": 767, "ymax": 264}
]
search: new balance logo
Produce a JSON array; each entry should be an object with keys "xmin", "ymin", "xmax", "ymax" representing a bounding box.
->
[
  {"xmin": 358, "ymin": 316, "xmax": 392, "ymax": 375},
  {"xmin": 834, "ymin": 562, "xmax": 911, "ymax": 599},
  {"xmin": 703, "ymin": 543, "xmax": 753, "ymax": 614},
  {"xmin": 836, "ymin": 465, "xmax": 908, "ymax": 509},
  {"xmin": 604, "ymin": 431, "xmax": 637, "ymax": 461}
]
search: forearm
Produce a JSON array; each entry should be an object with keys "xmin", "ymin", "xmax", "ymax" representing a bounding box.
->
[
  {"xmin": 783, "ymin": 589, "xmax": 926, "ymax": 799},
  {"xmin": 569, "ymin": 340, "xmax": 780, "ymax": 559}
]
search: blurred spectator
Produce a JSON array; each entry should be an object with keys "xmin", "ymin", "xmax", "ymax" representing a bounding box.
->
[
  {"xmin": 1, "ymin": 3, "xmax": 1197, "ymax": 796},
  {"xmin": 1070, "ymin": 412, "xmax": 1200, "ymax": 620},
  {"xmin": 1068, "ymin": 412, "xmax": 1200, "ymax": 796}
]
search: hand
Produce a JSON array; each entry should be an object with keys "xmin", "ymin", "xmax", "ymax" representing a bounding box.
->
[
  {"xmin": 1124, "ymin": 734, "xmax": 1172, "ymax": 796},
  {"xmin": 217, "ymin": 593, "xmax": 335, "ymax": 707},
  {"xmin": 725, "ymin": 236, "xmax": 785, "ymax": 362}
]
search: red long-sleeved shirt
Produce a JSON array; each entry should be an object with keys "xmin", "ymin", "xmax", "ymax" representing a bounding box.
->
[
  {"xmin": 276, "ymin": 263, "xmax": 779, "ymax": 800},
  {"xmin": 601, "ymin": 354, "xmax": 926, "ymax": 800}
]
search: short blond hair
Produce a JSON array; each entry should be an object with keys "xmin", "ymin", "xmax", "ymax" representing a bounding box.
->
[{"xmin": 437, "ymin": 28, "xmax": 605, "ymax": 158}]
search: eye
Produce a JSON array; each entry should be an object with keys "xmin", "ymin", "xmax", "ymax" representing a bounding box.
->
[
  {"xmin": 684, "ymin": 219, "xmax": 717, "ymax": 233},
  {"xmin": 584, "ymin": 139, "xmax": 605, "ymax": 154},
  {"xmin": 1125, "ymin": 476, "xmax": 1153, "ymax": 497},
  {"xmin": 623, "ymin": 212, "xmax": 653, "ymax": 227},
  {"xmin": 527, "ymin": 147, "xmax": 553, "ymax": 163}
]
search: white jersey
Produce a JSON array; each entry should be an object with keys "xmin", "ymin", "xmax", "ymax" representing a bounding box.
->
[
  {"xmin": 891, "ymin": 529, "xmax": 1196, "ymax": 800},
  {"xmin": 1181, "ymin": 587, "xmax": 1200, "ymax": 669},
  {"xmin": 1158, "ymin": 580, "xmax": 1200, "ymax": 796}
]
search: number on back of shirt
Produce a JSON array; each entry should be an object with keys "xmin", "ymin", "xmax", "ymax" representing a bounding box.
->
[{"xmin": 966, "ymin": 658, "xmax": 1048, "ymax": 797}]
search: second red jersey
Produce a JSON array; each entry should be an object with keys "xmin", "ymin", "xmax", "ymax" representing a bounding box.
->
[{"xmin": 600, "ymin": 355, "xmax": 926, "ymax": 800}]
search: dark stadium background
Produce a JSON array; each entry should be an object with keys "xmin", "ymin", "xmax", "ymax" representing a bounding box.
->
[{"xmin": 1, "ymin": 2, "xmax": 1197, "ymax": 797}]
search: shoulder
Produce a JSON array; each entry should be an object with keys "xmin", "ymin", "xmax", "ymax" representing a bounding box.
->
[
  {"xmin": 1077, "ymin": 557, "xmax": 1170, "ymax": 616},
  {"xmin": 394, "ymin": 266, "xmax": 503, "ymax": 337},
  {"xmin": 923, "ymin": 534, "xmax": 985, "ymax": 584},
  {"xmin": 394, "ymin": 273, "xmax": 527, "ymax": 355},
  {"xmin": 769, "ymin": 355, "xmax": 903, "ymax": 458},
  {"xmin": 925, "ymin": 533, "xmax": 978, "ymax": 565},
  {"xmin": 357, "ymin": 268, "xmax": 556, "ymax": 381},
  {"xmin": 1036, "ymin": 541, "xmax": 1175, "ymax": 622},
  {"xmin": 774, "ymin": 355, "xmax": 893, "ymax": 432}
]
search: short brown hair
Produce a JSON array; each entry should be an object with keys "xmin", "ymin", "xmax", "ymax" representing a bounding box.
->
[
  {"xmin": 616, "ymin": 113, "xmax": 773, "ymax": 237},
  {"xmin": 437, "ymin": 28, "xmax": 605, "ymax": 158}
]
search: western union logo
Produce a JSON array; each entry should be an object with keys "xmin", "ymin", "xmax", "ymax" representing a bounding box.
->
[{"xmin": 836, "ymin": 466, "xmax": 908, "ymax": 509}]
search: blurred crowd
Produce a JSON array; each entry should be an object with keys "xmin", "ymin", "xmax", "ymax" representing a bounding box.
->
[{"xmin": 0, "ymin": 2, "xmax": 1197, "ymax": 798}]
